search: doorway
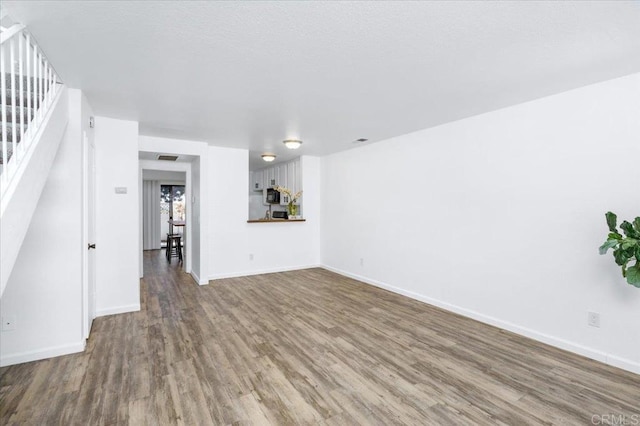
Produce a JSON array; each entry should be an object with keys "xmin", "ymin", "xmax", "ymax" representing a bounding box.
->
[
  {"xmin": 138, "ymin": 147, "xmax": 206, "ymax": 285},
  {"xmin": 160, "ymin": 184, "xmax": 186, "ymax": 247},
  {"xmin": 139, "ymin": 160, "xmax": 192, "ymax": 278},
  {"xmin": 142, "ymin": 172, "xmax": 186, "ymax": 250}
]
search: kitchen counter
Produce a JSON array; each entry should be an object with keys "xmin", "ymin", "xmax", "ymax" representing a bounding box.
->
[{"xmin": 247, "ymin": 218, "xmax": 306, "ymax": 223}]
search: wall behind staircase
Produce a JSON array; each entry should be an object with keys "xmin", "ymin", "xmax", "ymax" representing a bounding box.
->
[{"xmin": 0, "ymin": 89, "xmax": 92, "ymax": 366}]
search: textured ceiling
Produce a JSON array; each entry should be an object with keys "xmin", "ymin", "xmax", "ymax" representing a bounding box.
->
[{"xmin": 4, "ymin": 1, "xmax": 640, "ymax": 169}]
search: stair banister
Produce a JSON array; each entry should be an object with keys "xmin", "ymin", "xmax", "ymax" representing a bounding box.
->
[
  {"xmin": 10, "ymin": 34, "xmax": 16, "ymax": 168},
  {"xmin": 0, "ymin": 22, "xmax": 62, "ymax": 196},
  {"xmin": 1, "ymin": 39, "xmax": 6, "ymax": 167},
  {"xmin": 0, "ymin": 21, "xmax": 68, "ymax": 297}
]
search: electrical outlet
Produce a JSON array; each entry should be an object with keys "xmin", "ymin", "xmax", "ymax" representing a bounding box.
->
[
  {"xmin": 588, "ymin": 312, "xmax": 600, "ymax": 328},
  {"xmin": 1, "ymin": 315, "xmax": 17, "ymax": 331},
  {"xmin": 249, "ymin": 253, "xmax": 254, "ymax": 261}
]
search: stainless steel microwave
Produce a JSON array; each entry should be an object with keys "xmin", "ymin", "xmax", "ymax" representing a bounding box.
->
[{"xmin": 266, "ymin": 188, "xmax": 280, "ymax": 204}]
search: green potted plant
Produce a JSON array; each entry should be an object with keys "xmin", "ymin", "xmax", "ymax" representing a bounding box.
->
[
  {"xmin": 274, "ymin": 186, "xmax": 303, "ymax": 218},
  {"xmin": 599, "ymin": 212, "xmax": 640, "ymax": 287}
]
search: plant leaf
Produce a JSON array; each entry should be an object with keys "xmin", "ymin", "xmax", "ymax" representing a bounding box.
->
[
  {"xmin": 613, "ymin": 248, "xmax": 631, "ymax": 266},
  {"xmin": 633, "ymin": 217, "xmax": 640, "ymax": 233},
  {"xmin": 621, "ymin": 239, "xmax": 638, "ymax": 250},
  {"xmin": 620, "ymin": 221, "xmax": 639, "ymax": 238},
  {"xmin": 608, "ymin": 232, "xmax": 623, "ymax": 240},
  {"xmin": 605, "ymin": 211, "xmax": 618, "ymax": 233},
  {"xmin": 626, "ymin": 264, "xmax": 640, "ymax": 287},
  {"xmin": 599, "ymin": 239, "xmax": 619, "ymax": 255}
]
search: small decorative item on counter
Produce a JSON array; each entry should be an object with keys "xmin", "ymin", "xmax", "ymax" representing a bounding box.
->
[{"xmin": 274, "ymin": 186, "xmax": 302, "ymax": 219}]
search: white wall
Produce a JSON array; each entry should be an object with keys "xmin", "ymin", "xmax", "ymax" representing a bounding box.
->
[
  {"xmin": 248, "ymin": 193, "xmax": 266, "ymax": 220},
  {"xmin": 321, "ymin": 73, "xmax": 640, "ymax": 374},
  {"xmin": 209, "ymin": 148, "xmax": 321, "ymax": 279},
  {"xmin": 0, "ymin": 89, "xmax": 90, "ymax": 366},
  {"xmin": 95, "ymin": 117, "xmax": 140, "ymax": 316},
  {"xmin": 142, "ymin": 170, "xmax": 186, "ymax": 181}
]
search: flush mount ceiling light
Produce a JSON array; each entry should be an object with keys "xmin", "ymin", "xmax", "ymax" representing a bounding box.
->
[
  {"xmin": 283, "ymin": 139, "xmax": 303, "ymax": 149},
  {"xmin": 261, "ymin": 153, "xmax": 276, "ymax": 162}
]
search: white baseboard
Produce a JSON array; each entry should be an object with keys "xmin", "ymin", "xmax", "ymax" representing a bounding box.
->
[
  {"xmin": 209, "ymin": 264, "xmax": 321, "ymax": 280},
  {"xmin": 96, "ymin": 304, "xmax": 140, "ymax": 317},
  {"xmin": 191, "ymin": 271, "xmax": 208, "ymax": 286},
  {"xmin": 606, "ymin": 354, "xmax": 640, "ymax": 375},
  {"xmin": 0, "ymin": 340, "xmax": 85, "ymax": 367},
  {"xmin": 322, "ymin": 265, "xmax": 640, "ymax": 376}
]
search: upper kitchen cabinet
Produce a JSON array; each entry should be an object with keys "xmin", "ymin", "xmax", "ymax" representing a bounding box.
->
[
  {"xmin": 249, "ymin": 157, "xmax": 303, "ymax": 205},
  {"xmin": 277, "ymin": 163, "xmax": 288, "ymax": 188},
  {"xmin": 265, "ymin": 167, "xmax": 277, "ymax": 188},
  {"xmin": 287, "ymin": 158, "xmax": 301, "ymax": 195},
  {"xmin": 258, "ymin": 161, "xmax": 293, "ymax": 190},
  {"xmin": 277, "ymin": 163, "xmax": 288, "ymax": 205},
  {"xmin": 251, "ymin": 169, "xmax": 264, "ymax": 191}
]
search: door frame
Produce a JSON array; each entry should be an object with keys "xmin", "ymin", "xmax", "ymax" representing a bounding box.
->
[{"xmin": 81, "ymin": 130, "xmax": 96, "ymax": 340}]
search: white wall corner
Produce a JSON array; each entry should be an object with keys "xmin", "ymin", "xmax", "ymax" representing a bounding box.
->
[
  {"xmin": 95, "ymin": 304, "xmax": 141, "ymax": 318},
  {"xmin": 190, "ymin": 271, "xmax": 208, "ymax": 286},
  {"xmin": 209, "ymin": 264, "xmax": 322, "ymax": 281}
]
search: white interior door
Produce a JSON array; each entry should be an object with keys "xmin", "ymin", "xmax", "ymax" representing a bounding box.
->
[{"xmin": 83, "ymin": 131, "xmax": 97, "ymax": 339}]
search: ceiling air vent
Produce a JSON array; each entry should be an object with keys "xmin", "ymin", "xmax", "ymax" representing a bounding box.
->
[{"xmin": 157, "ymin": 155, "xmax": 179, "ymax": 161}]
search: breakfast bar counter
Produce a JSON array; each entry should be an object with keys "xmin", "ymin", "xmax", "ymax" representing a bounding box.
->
[{"xmin": 247, "ymin": 219, "xmax": 306, "ymax": 223}]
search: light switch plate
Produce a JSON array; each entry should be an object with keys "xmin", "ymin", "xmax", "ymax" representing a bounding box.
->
[{"xmin": 114, "ymin": 187, "xmax": 127, "ymax": 194}]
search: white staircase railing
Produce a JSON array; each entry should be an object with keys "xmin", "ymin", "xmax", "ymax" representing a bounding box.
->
[{"xmin": 0, "ymin": 23, "xmax": 61, "ymax": 197}]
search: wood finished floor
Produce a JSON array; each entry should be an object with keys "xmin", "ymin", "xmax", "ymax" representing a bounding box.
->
[{"xmin": 1, "ymin": 250, "xmax": 638, "ymax": 425}]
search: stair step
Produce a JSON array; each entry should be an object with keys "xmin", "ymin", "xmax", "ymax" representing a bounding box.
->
[
  {"xmin": 3, "ymin": 89, "xmax": 43, "ymax": 108},
  {"xmin": 1, "ymin": 122, "xmax": 26, "ymax": 156},
  {"xmin": 4, "ymin": 74, "xmax": 52, "ymax": 91},
  {"xmin": 0, "ymin": 77, "xmax": 57, "ymax": 168},
  {"xmin": 0, "ymin": 141, "xmax": 17, "ymax": 165},
  {"xmin": 1, "ymin": 106, "xmax": 35, "ymax": 123}
]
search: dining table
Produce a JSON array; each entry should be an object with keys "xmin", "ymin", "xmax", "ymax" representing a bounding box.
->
[{"xmin": 168, "ymin": 219, "xmax": 185, "ymax": 236}]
